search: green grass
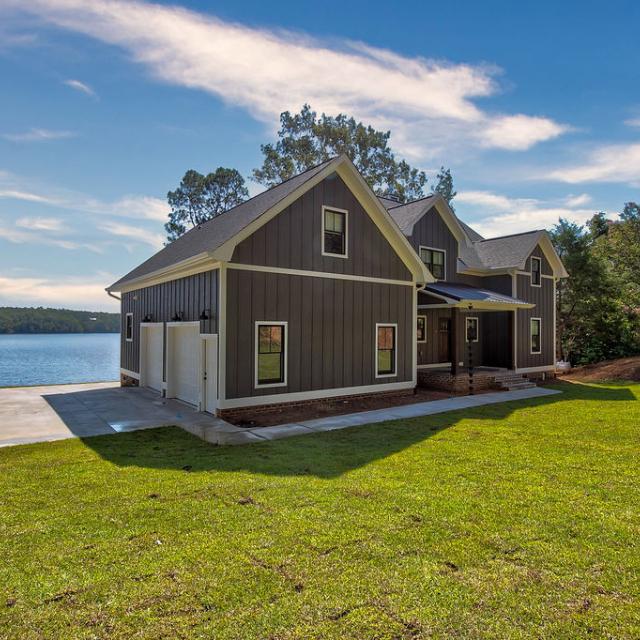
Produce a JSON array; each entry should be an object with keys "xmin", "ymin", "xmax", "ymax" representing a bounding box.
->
[{"xmin": 1, "ymin": 381, "xmax": 639, "ymax": 639}]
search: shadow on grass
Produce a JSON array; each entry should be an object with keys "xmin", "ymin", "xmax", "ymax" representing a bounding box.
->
[{"xmin": 69, "ymin": 381, "xmax": 635, "ymax": 478}]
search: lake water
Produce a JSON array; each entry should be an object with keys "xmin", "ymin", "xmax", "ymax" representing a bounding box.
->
[{"xmin": 0, "ymin": 333, "xmax": 120, "ymax": 387}]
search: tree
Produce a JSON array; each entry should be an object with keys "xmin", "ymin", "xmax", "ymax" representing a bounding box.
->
[
  {"xmin": 433, "ymin": 166, "xmax": 457, "ymax": 210},
  {"xmin": 165, "ymin": 168, "xmax": 248, "ymax": 242},
  {"xmin": 252, "ymin": 104, "xmax": 428, "ymax": 202},
  {"xmin": 551, "ymin": 218, "xmax": 637, "ymax": 364}
]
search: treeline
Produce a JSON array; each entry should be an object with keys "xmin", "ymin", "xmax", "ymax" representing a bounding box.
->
[
  {"xmin": 552, "ymin": 202, "xmax": 640, "ymax": 365},
  {"xmin": 0, "ymin": 307, "xmax": 120, "ymax": 334}
]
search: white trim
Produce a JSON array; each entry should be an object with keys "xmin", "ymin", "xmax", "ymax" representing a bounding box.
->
[
  {"xmin": 218, "ymin": 380, "xmax": 415, "ymax": 410},
  {"xmin": 516, "ymin": 270, "xmax": 554, "ymax": 280},
  {"xmin": 417, "ymin": 362, "xmax": 451, "ymax": 369},
  {"xmin": 375, "ymin": 322, "xmax": 398, "ymax": 379},
  {"xmin": 530, "ymin": 256, "xmax": 542, "ymax": 287},
  {"xmin": 553, "ymin": 277, "xmax": 557, "ymax": 363},
  {"xmin": 515, "ymin": 365, "xmax": 555, "ymax": 374},
  {"xmin": 255, "ymin": 321, "xmax": 288, "ymax": 389},
  {"xmin": 412, "ymin": 288, "xmax": 418, "ymax": 384},
  {"xmin": 218, "ymin": 263, "xmax": 227, "ymax": 402},
  {"xmin": 513, "ymin": 309, "xmax": 518, "ymax": 370},
  {"xmin": 201, "ymin": 334, "xmax": 219, "ymax": 414},
  {"xmin": 109, "ymin": 254, "xmax": 220, "ymax": 293},
  {"xmin": 227, "ymin": 262, "xmax": 413, "ymax": 287},
  {"xmin": 125, "ymin": 312, "xmax": 133, "ymax": 342},
  {"xmin": 321, "ymin": 205, "xmax": 349, "ymax": 259},
  {"xmin": 465, "ymin": 316, "xmax": 479, "ymax": 343},
  {"xmin": 530, "ymin": 317, "xmax": 542, "ymax": 355},
  {"xmin": 418, "ymin": 245, "xmax": 446, "ymax": 280},
  {"xmin": 417, "ymin": 314, "xmax": 427, "ymax": 344},
  {"xmin": 120, "ymin": 367, "xmax": 140, "ymax": 380}
]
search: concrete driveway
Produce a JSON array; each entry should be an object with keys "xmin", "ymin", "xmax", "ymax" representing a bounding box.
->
[{"xmin": 0, "ymin": 382, "xmax": 225, "ymax": 448}]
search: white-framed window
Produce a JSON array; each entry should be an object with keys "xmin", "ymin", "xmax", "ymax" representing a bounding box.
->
[
  {"xmin": 465, "ymin": 316, "xmax": 479, "ymax": 343},
  {"xmin": 125, "ymin": 313, "xmax": 133, "ymax": 342},
  {"xmin": 419, "ymin": 246, "xmax": 446, "ymax": 280},
  {"xmin": 322, "ymin": 205, "xmax": 348, "ymax": 258},
  {"xmin": 530, "ymin": 317, "xmax": 542, "ymax": 354},
  {"xmin": 375, "ymin": 323, "xmax": 397, "ymax": 378},
  {"xmin": 255, "ymin": 321, "xmax": 288, "ymax": 388},
  {"xmin": 531, "ymin": 256, "xmax": 542, "ymax": 287},
  {"xmin": 417, "ymin": 315, "xmax": 427, "ymax": 343}
]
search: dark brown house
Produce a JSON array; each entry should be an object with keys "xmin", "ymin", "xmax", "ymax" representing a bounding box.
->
[{"xmin": 107, "ymin": 155, "xmax": 567, "ymax": 415}]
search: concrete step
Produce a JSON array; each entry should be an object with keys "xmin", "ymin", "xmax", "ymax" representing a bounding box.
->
[{"xmin": 500, "ymin": 382, "xmax": 537, "ymax": 391}]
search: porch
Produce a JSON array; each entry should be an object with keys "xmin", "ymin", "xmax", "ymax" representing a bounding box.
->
[{"xmin": 417, "ymin": 366, "xmax": 537, "ymax": 394}]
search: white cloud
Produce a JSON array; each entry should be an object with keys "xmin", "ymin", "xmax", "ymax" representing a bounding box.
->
[
  {"xmin": 63, "ymin": 78, "xmax": 97, "ymax": 97},
  {"xmin": 100, "ymin": 221, "xmax": 164, "ymax": 250},
  {"xmin": 563, "ymin": 193, "xmax": 592, "ymax": 207},
  {"xmin": 0, "ymin": 220, "xmax": 102, "ymax": 252},
  {"xmin": 0, "ymin": 273, "xmax": 118, "ymax": 311},
  {"xmin": 3, "ymin": 0, "xmax": 568, "ymax": 157},
  {"xmin": 2, "ymin": 128, "xmax": 75, "ymax": 142},
  {"xmin": 547, "ymin": 143, "xmax": 640, "ymax": 185},
  {"xmin": 15, "ymin": 216, "xmax": 63, "ymax": 231},
  {"xmin": 457, "ymin": 190, "xmax": 601, "ymax": 238},
  {"xmin": 624, "ymin": 117, "xmax": 640, "ymax": 128}
]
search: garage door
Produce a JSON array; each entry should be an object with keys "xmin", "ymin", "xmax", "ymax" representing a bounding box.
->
[
  {"xmin": 169, "ymin": 324, "xmax": 200, "ymax": 406},
  {"xmin": 142, "ymin": 325, "xmax": 163, "ymax": 392}
]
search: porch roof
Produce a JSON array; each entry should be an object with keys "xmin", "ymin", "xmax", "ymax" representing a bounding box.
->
[{"xmin": 420, "ymin": 282, "xmax": 534, "ymax": 310}]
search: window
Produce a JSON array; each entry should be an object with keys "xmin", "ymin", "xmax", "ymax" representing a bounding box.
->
[
  {"xmin": 465, "ymin": 317, "xmax": 479, "ymax": 343},
  {"xmin": 255, "ymin": 322, "xmax": 287, "ymax": 387},
  {"xmin": 322, "ymin": 206, "xmax": 348, "ymax": 257},
  {"xmin": 376, "ymin": 324, "xmax": 397, "ymax": 377},
  {"xmin": 125, "ymin": 313, "xmax": 133, "ymax": 342},
  {"xmin": 531, "ymin": 256, "xmax": 542, "ymax": 286},
  {"xmin": 419, "ymin": 246, "xmax": 446, "ymax": 279},
  {"xmin": 530, "ymin": 318, "xmax": 542, "ymax": 354},
  {"xmin": 417, "ymin": 316, "xmax": 427, "ymax": 343}
]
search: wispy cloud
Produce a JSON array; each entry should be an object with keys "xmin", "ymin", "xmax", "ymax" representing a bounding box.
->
[
  {"xmin": 100, "ymin": 221, "xmax": 164, "ymax": 250},
  {"xmin": 624, "ymin": 117, "xmax": 640, "ymax": 128},
  {"xmin": 2, "ymin": 128, "xmax": 76, "ymax": 142},
  {"xmin": 4, "ymin": 0, "xmax": 568, "ymax": 158},
  {"xmin": 0, "ymin": 273, "xmax": 118, "ymax": 311},
  {"xmin": 15, "ymin": 216, "xmax": 64, "ymax": 231},
  {"xmin": 63, "ymin": 78, "xmax": 97, "ymax": 97},
  {"xmin": 0, "ymin": 220, "xmax": 102, "ymax": 252},
  {"xmin": 546, "ymin": 143, "xmax": 640, "ymax": 185},
  {"xmin": 457, "ymin": 190, "xmax": 602, "ymax": 238}
]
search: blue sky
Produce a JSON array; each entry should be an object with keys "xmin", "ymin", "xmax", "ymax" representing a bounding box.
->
[{"xmin": 1, "ymin": 0, "xmax": 639, "ymax": 310}]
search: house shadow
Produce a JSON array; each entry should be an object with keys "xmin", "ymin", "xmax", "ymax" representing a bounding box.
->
[{"xmin": 50, "ymin": 380, "xmax": 636, "ymax": 479}]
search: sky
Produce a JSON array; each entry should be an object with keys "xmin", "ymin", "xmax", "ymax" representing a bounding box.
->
[{"xmin": 1, "ymin": 0, "xmax": 639, "ymax": 311}]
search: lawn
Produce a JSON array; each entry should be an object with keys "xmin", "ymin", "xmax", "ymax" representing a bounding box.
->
[{"xmin": 1, "ymin": 381, "xmax": 639, "ymax": 639}]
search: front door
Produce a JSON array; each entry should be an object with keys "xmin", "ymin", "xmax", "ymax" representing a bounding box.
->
[{"xmin": 438, "ymin": 318, "xmax": 451, "ymax": 362}]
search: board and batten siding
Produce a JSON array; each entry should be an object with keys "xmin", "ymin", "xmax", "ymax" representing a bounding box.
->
[
  {"xmin": 225, "ymin": 269, "xmax": 413, "ymax": 399},
  {"xmin": 121, "ymin": 269, "xmax": 219, "ymax": 375},
  {"xmin": 231, "ymin": 173, "xmax": 411, "ymax": 282},
  {"xmin": 515, "ymin": 245, "xmax": 555, "ymax": 368}
]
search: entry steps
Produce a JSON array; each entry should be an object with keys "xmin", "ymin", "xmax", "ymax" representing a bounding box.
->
[{"xmin": 491, "ymin": 372, "xmax": 537, "ymax": 391}]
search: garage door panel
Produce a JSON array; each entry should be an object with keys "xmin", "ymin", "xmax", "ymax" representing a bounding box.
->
[
  {"xmin": 142, "ymin": 325, "xmax": 163, "ymax": 392},
  {"xmin": 170, "ymin": 325, "xmax": 200, "ymax": 406}
]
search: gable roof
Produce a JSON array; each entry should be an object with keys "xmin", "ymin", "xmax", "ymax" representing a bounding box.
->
[
  {"xmin": 108, "ymin": 155, "xmax": 432, "ymax": 292},
  {"xmin": 378, "ymin": 194, "xmax": 567, "ymax": 278},
  {"xmin": 109, "ymin": 159, "xmax": 334, "ymax": 291}
]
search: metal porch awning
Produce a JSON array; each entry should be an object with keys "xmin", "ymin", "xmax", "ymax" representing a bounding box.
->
[{"xmin": 419, "ymin": 282, "xmax": 534, "ymax": 310}]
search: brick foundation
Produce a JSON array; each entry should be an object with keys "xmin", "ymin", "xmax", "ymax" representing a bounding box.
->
[
  {"xmin": 120, "ymin": 373, "xmax": 139, "ymax": 387},
  {"xmin": 217, "ymin": 388, "xmax": 415, "ymax": 420}
]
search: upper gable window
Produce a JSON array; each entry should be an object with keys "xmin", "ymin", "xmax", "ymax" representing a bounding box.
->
[
  {"xmin": 322, "ymin": 206, "xmax": 348, "ymax": 258},
  {"xmin": 531, "ymin": 256, "xmax": 542, "ymax": 287},
  {"xmin": 419, "ymin": 246, "xmax": 446, "ymax": 280}
]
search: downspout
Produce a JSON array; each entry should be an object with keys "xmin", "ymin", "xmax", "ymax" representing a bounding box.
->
[{"xmin": 107, "ymin": 290, "xmax": 121, "ymax": 302}]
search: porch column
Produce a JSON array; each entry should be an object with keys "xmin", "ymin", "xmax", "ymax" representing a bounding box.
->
[
  {"xmin": 511, "ymin": 309, "xmax": 518, "ymax": 371},
  {"xmin": 450, "ymin": 308, "xmax": 460, "ymax": 375}
]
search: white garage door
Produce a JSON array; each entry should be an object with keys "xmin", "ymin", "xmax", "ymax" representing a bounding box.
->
[
  {"xmin": 169, "ymin": 324, "xmax": 200, "ymax": 406},
  {"xmin": 142, "ymin": 324, "xmax": 163, "ymax": 392}
]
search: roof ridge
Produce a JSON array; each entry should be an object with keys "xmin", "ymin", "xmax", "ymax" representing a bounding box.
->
[
  {"xmin": 386, "ymin": 193, "xmax": 437, "ymax": 210},
  {"xmin": 475, "ymin": 229, "xmax": 543, "ymax": 243}
]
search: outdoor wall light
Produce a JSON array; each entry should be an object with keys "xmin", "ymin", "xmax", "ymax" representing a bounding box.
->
[
  {"xmin": 171, "ymin": 311, "xmax": 184, "ymax": 321},
  {"xmin": 199, "ymin": 308, "xmax": 210, "ymax": 320},
  {"xmin": 143, "ymin": 313, "xmax": 153, "ymax": 322}
]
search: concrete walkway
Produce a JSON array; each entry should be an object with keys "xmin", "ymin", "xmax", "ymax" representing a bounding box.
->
[{"xmin": 0, "ymin": 383, "xmax": 560, "ymax": 448}]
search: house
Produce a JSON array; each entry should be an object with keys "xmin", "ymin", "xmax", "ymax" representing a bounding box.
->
[{"xmin": 107, "ymin": 155, "xmax": 567, "ymax": 417}]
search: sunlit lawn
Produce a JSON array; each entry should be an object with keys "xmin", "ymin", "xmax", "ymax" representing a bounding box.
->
[{"xmin": 1, "ymin": 381, "xmax": 638, "ymax": 639}]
